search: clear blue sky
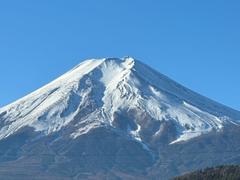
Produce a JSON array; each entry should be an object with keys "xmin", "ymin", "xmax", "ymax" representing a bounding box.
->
[{"xmin": 0, "ymin": 0, "xmax": 240, "ymax": 110}]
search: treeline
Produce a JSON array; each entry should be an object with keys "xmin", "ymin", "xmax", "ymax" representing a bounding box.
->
[{"xmin": 173, "ymin": 165, "xmax": 240, "ymax": 180}]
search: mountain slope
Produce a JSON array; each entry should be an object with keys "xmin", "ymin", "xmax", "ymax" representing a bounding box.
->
[
  {"xmin": 0, "ymin": 57, "xmax": 240, "ymax": 179},
  {"xmin": 0, "ymin": 57, "xmax": 239, "ymax": 143}
]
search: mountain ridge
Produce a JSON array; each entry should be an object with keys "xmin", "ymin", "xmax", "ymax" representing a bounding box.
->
[
  {"xmin": 0, "ymin": 57, "xmax": 240, "ymax": 179},
  {"xmin": 0, "ymin": 57, "xmax": 239, "ymax": 144}
]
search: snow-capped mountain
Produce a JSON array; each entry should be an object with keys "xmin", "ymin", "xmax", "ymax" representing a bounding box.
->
[
  {"xmin": 0, "ymin": 57, "xmax": 239, "ymax": 143},
  {"xmin": 0, "ymin": 57, "xmax": 240, "ymax": 180}
]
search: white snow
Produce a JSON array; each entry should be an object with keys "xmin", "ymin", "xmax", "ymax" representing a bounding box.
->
[{"xmin": 0, "ymin": 57, "xmax": 239, "ymax": 144}]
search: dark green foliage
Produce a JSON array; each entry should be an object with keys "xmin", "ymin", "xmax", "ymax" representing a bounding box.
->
[{"xmin": 173, "ymin": 165, "xmax": 240, "ymax": 180}]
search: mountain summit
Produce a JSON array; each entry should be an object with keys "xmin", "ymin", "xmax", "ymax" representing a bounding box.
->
[
  {"xmin": 0, "ymin": 57, "xmax": 240, "ymax": 179},
  {"xmin": 1, "ymin": 57, "xmax": 239, "ymax": 143}
]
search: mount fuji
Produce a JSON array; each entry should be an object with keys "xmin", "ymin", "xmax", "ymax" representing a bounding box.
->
[{"xmin": 0, "ymin": 57, "xmax": 240, "ymax": 180}]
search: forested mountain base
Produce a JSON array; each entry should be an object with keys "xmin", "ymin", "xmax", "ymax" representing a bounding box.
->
[{"xmin": 173, "ymin": 165, "xmax": 240, "ymax": 180}]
